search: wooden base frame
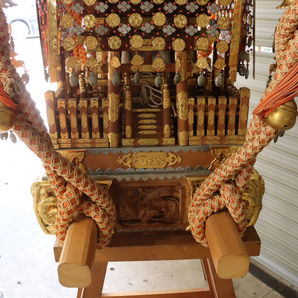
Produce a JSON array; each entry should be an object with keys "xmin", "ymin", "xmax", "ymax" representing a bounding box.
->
[{"xmin": 54, "ymin": 228, "xmax": 261, "ymax": 298}]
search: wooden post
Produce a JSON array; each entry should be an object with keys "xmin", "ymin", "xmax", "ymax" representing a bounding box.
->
[
  {"xmin": 58, "ymin": 214, "xmax": 98, "ymax": 288},
  {"xmin": 205, "ymin": 211, "xmax": 250, "ymax": 279},
  {"xmin": 162, "ymin": 83, "xmax": 171, "ymax": 138},
  {"xmin": 176, "ymin": 51, "xmax": 188, "ymax": 145}
]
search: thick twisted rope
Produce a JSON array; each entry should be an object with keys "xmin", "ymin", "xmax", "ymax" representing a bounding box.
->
[
  {"xmin": 0, "ymin": 7, "xmax": 116, "ymax": 249},
  {"xmin": 189, "ymin": 2, "xmax": 298, "ymax": 246}
]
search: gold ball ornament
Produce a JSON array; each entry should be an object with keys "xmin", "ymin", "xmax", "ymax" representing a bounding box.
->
[
  {"xmin": 84, "ymin": 14, "xmax": 96, "ymax": 29},
  {"xmin": 0, "ymin": 101, "xmax": 16, "ymax": 133},
  {"xmin": 129, "ymin": 13, "xmax": 143, "ymax": 28},
  {"xmin": 61, "ymin": 14, "xmax": 74, "ymax": 29},
  {"xmin": 153, "ymin": 12, "xmax": 166, "ymax": 26},
  {"xmin": 196, "ymin": 14, "xmax": 210, "ymax": 28},
  {"xmin": 108, "ymin": 36, "xmax": 122, "ymax": 50},
  {"xmin": 172, "ymin": 38, "xmax": 186, "ymax": 51},
  {"xmin": 265, "ymin": 99, "xmax": 298, "ymax": 130},
  {"xmin": 130, "ymin": 35, "xmax": 144, "ymax": 49},
  {"xmin": 84, "ymin": 36, "xmax": 98, "ymax": 50},
  {"xmin": 217, "ymin": 17, "xmax": 230, "ymax": 30},
  {"xmin": 63, "ymin": 37, "xmax": 76, "ymax": 51},
  {"xmin": 152, "ymin": 37, "xmax": 166, "ymax": 51},
  {"xmin": 106, "ymin": 13, "xmax": 121, "ymax": 28},
  {"xmin": 174, "ymin": 15, "xmax": 187, "ymax": 28},
  {"xmin": 216, "ymin": 40, "xmax": 229, "ymax": 53}
]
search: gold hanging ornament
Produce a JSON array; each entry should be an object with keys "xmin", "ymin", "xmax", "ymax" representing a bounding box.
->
[
  {"xmin": 152, "ymin": 57, "xmax": 166, "ymax": 71},
  {"xmin": 196, "ymin": 57, "xmax": 209, "ymax": 69},
  {"xmin": 84, "ymin": 14, "xmax": 96, "ymax": 29},
  {"xmin": 217, "ymin": 17, "xmax": 230, "ymax": 30},
  {"xmin": 196, "ymin": 14, "xmax": 210, "ymax": 28},
  {"xmin": 216, "ymin": 40, "xmax": 229, "ymax": 53},
  {"xmin": 66, "ymin": 57, "xmax": 79, "ymax": 70},
  {"xmin": 153, "ymin": 12, "xmax": 166, "ymax": 26},
  {"xmin": 83, "ymin": 0, "xmax": 96, "ymax": 5},
  {"xmin": 130, "ymin": 35, "xmax": 144, "ymax": 49},
  {"xmin": 75, "ymin": 36, "xmax": 84, "ymax": 45},
  {"xmin": 172, "ymin": 38, "xmax": 186, "ymax": 51},
  {"xmin": 129, "ymin": 13, "xmax": 143, "ymax": 27},
  {"xmin": 85, "ymin": 56, "xmax": 98, "ymax": 68},
  {"xmin": 195, "ymin": 37, "xmax": 210, "ymax": 50},
  {"xmin": 131, "ymin": 54, "xmax": 144, "ymax": 67},
  {"xmin": 214, "ymin": 57, "xmax": 227, "ymax": 69},
  {"xmin": 174, "ymin": 15, "xmax": 187, "ymax": 28},
  {"xmin": 152, "ymin": 37, "xmax": 166, "ymax": 51},
  {"xmin": 106, "ymin": 13, "xmax": 121, "ymax": 27},
  {"xmin": 110, "ymin": 56, "xmax": 121, "ymax": 68},
  {"xmin": 108, "ymin": 36, "xmax": 122, "ymax": 50},
  {"xmin": 63, "ymin": 37, "xmax": 76, "ymax": 51},
  {"xmin": 60, "ymin": 14, "xmax": 74, "ymax": 29},
  {"xmin": 84, "ymin": 36, "xmax": 98, "ymax": 50}
]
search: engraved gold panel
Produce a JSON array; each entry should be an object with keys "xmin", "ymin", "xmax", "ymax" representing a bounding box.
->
[
  {"xmin": 152, "ymin": 37, "xmax": 166, "ymax": 51},
  {"xmin": 129, "ymin": 13, "xmax": 143, "ymax": 27},
  {"xmin": 196, "ymin": 14, "xmax": 210, "ymax": 28},
  {"xmin": 174, "ymin": 15, "xmax": 187, "ymax": 28},
  {"xmin": 172, "ymin": 38, "xmax": 186, "ymax": 51},
  {"xmin": 139, "ymin": 119, "xmax": 156, "ymax": 124},
  {"xmin": 216, "ymin": 40, "xmax": 229, "ymax": 54},
  {"xmin": 63, "ymin": 37, "xmax": 75, "ymax": 51},
  {"xmin": 188, "ymin": 110, "xmax": 194, "ymax": 126},
  {"xmin": 176, "ymin": 0, "xmax": 187, "ymax": 4},
  {"xmin": 214, "ymin": 57, "xmax": 226, "ymax": 69},
  {"xmin": 92, "ymin": 113, "xmax": 99, "ymax": 129},
  {"xmin": 208, "ymin": 110, "xmax": 214, "ymax": 126},
  {"xmin": 138, "ymin": 138, "xmax": 159, "ymax": 145},
  {"xmin": 59, "ymin": 113, "xmax": 66, "ymax": 129},
  {"xmin": 153, "ymin": 12, "xmax": 166, "ymax": 26},
  {"xmin": 139, "ymin": 130, "xmax": 157, "ymax": 135},
  {"xmin": 110, "ymin": 56, "xmax": 121, "ymax": 68},
  {"xmin": 84, "ymin": 36, "xmax": 98, "ymax": 50},
  {"xmin": 164, "ymin": 124, "xmax": 171, "ymax": 138},
  {"xmin": 162, "ymin": 138, "xmax": 175, "ymax": 145},
  {"xmin": 229, "ymin": 110, "xmax": 236, "ymax": 125},
  {"xmin": 130, "ymin": 35, "xmax": 144, "ymax": 49},
  {"xmin": 84, "ymin": 14, "xmax": 96, "ymax": 29},
  {"xmin": 131, "ymin": 54, "xmax": 144, "ymax": 66},
  {"xmin": 138, "ymin": 114, "xmax": 156, "ymax": 118},
  {"xmin": 106, "ymin": 13, "xmax": 121, "ymax": 27},
  {"xmin": 197, "ymin": 0, "xmax": 208, "ymax": 4},
  {"xmin": 154, "ymin": 0, "xmax": 164, "ymax": 3},
  {"xmin": 219, "ymin": 0, "xmax": 231, "ymax": 7},
  {"xmin": 66, "ymin": 57, "xmax": 79, "ymax": 70},
  {"xmin": 47, "ymin": 108, "xmax": 55, "ymax": 126},
  {"xmin": 108, "ymin": 132, "xmax": 119, "ymax": 147},
  {"xmin": 108, "ymin": 93, "xmax": 120, "ymax": 122},
  {"xmin": 125, "ymin": 99, "xmax": 132, "ymax": 111},
  {"xmin": 196, "ymin": 57, "xmax": 209, "ymax": 69},
  {"xmin": 139, "ymin": 125, "xmax": 157, "ymax": 129},
  {"xmin": 61, "ymin": 14, "xmax": 74, "ymax": 29},
  {"xmin": 108, "ymin": 36, "xmax": 122, "ymax": 50},
  {"xmin": 219, "ymin": 110, "xmax": 225, "ymax": 126},
  {"xmin": 122, "ymin": 139, "xmax": 134, "ymax": 146},
  {"xmin": 198, "ymin": 110, "xmax": 204, "ymax": 126},
  {"xmin": 241, "ymin": 105, "xmax": 248, "ymax": 122},
  {"xmin": 178, "ymin": 130, "xmax": 188, "ymax": 146},
  {"xmin": 84, "ymin": 0, "xmax": 96, "ymax": 5},
  {"xmin": 177, "ymin": 91, "xmax": 188, "ymax": 121},
  {"xmin": 85, "ymin": 56, "xmax": 98, "ymax": 68},
  {"xmin": 217, "ymin": 17, "xmax": 230, "ymax": 30},
  {"xmin": 152, "ymin": 57, "xmax": 166, "ymax": 71},
  {"xmin": 131, "ymin": 0, "xmax": 141, "ymax": 4},
  {"xmin": 126, "ymin": 126, "xmax": 132, "ymax": 138}
]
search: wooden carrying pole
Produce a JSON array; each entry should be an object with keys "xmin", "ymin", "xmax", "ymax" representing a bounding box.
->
[
  {"xmin": 58, "ymin": 214, "xmax": 98, "ymax": 288},
  {"xmin": 205, "ymin": 211, "xmax": 250, "ymax": 279}
]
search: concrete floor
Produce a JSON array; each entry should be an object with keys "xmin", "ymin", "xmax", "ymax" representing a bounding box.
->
[{"xmin": 0, "ymin": 38, "xmax": 296, "ymax": 298}]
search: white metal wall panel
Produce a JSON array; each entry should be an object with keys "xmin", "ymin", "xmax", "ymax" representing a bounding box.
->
[{"xmin": 235, "ymin": 1, "xmax": 298, "ymax": 286}]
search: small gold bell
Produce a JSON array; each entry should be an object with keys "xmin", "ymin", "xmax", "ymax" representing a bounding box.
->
[
  {"xmin": 276, "ymin": 0, "xmax": 295, "ymax": 9},
  {"xmin": 266, "ymin": 99, "xmax": 297, "ymax": 130},
  {"xmin": 0, "ymin": 101, "xmax": 16, "ymax": 133}
]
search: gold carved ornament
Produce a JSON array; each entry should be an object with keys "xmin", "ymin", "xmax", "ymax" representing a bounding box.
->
[
  {"xmin": 174, "ymin": 15, "xmax": 187, "ymax": 28},
  {"xmin": 138, "ymin": 139, "xmax": 159, "ymax": 145},
  {"xmin": 153, "ymin": 12, "xmax": 166, "ymax": 26},
  {"xmin": 195, "ymin": 37, "xmax": 210, "ymax": 50},
  {"xmin": 197, "ymin": 0, "xmax": 208, "ymax": 4},
  {"xmin": 214, "ymin": 57, "xmax": 226, "ymax": 69},
  {"xmin": 152, "ymin": 57, "xmax": 166, "ymax": 71},
  {"xmin": 178, "ymin": 130, "xmax": 188, "ymax": 146},
  {"xmin": 106, "ymin": 13, "xmax": 121, "ymax": 28},
  {"xmin": 216, "ymin": 40, "xmax": 229, "ymax": 54},
  {"xmin": 129, "ymin": 13, "xmax": 143, "ymax": 27},
  {"xmin": 117, "ymin": 152, "xmax": 182, "ymax": 168},
  {"xmin": 110, "ymin": 56, "xmax": 121, "ymax": 68},
  {"xmin": 85, "ymin": 56, "xmax": 98, "ymax": 68},
  {"xmin": 177, "ymin": 91, "xmax": 189, "ymax": 121},
  {"xmin": 164, "ymin": 124, "xmax": 171, "ymax": 137},
  {"xmin": 65, "ymin": 56, "xmax": 79, "ymax": 70},
  {"xmin": 176, "ymin": 0, "xmax": 187, "ymax": 4},
  {"xmin": 196, "ymin": 14, "xmax": 210, "ymax": 28},
  {"xmin": 130, "ymin": 0, "xmax": 141, "ymax": 3},
  {"xmin": 153, "ymin": 0, "xmax": 164, "ymax": 3},
  {"xmin": 172, "ymin": 38, "xmax": 186, "ymax": 51},
  {"xmin": 75, "ymin": 36, "xmax": 84, "ymax": 45},
  {"xmin": 84, "ymin": 36, "xmax": 98, "ymax": 50},
  {"xmin": 131, "ymin": 54, "xmax": 144, "ymax": 67},
  {"xmin": 47, "ymin": 108, "xmax": 55, "ymax": 127},
  {"xmin": 217, "ymin": 17, "xmax": 230, "ymax": 30},
  {"xmin": 108, "ymin": 132, "xmax": 119, "ymax": 147},
  {"xmin": 196, "ymin": 57, "xmax": 209, "ymax": 69},
  {"xmin": 61, "ymin": 14, "xmax": 74, "ymax": 29},
  {"xmin": 108, "ymin": 36, "xmax": 122, "ymax": 50},
  {"xmin": 63, "ymin": 37, "xmax": 75, "ymax": 52},
  {"xmin": 84, "ymin": 14, "xmax": 96, "ymax": 29},
  {"xmin": 84, "ymin": 0, "xmax": 96, "ymax": 5},
  {"xmin": 218, "ymin": 0, "xmax": 231, "ymax": 6},
  {"xmin": 62, "ymin": 0, "xmax": 72, "ymax": 3},
  {"xmin": 241, "ymin": 105, "xmax": 249, "ymax": 122},
  {"xmin": 108, "ymin": 93, "xmax": 120, "ymax": 122},
  {"xmin": 152, "ymin": 37, "xmax": 166, "ymax": 51},
  {"xmin": 130, "ymin": 35, "xmax": 144, "ymax": 50}
]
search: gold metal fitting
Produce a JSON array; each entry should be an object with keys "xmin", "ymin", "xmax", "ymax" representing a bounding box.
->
[{"xmin": 0, "ymin": 101, "xmax": 16, "ymax": 133}]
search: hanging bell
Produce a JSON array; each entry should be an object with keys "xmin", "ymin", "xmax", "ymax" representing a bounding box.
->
[
  {"xmin": 0, "ymin": 101, "xmax": 16, "ymax": 133},
  {"xmin": 89, "ymin": 71, "xmax": 98, "ymax": 87},
  {"xmin": 21, "ymin": 70, "xmax": 30, "ymax": 84},
  {"xmin": 266, "ymin": 99, "xmax": 298, "ymax": 130},
  {"xmin": 0, "ymin": 132, "xmax": 8, "ymax": 140},
  {"xmin": 112, "ymin": 71, "xmax": 121, "ymax": 86},
  {"xmin": 197, "ymin": 72, "xmax": 206, "ymax": 87},
  {"xmin": 276, "ymin": 0, "xmax": 295, "ymax": 9},
  {"xmin": 215, "ymin": 72, "xmax": 223, "ymax": 87},
  {"xmin": 133, "ymin": 69, "xmax": 141, "ymax": 84},
  {"xmin": 9, "ymin": 130, "xmax": 17, "ymax": 143},
  {"xmin": 155, "ymin": 73, "xmax": 163, "ymax": 88},
  {"xmin": 174, "ymin": 72, "xmax": 181, "ymax": 85},
  {"xmin": 69, "ymin": 71, "xmax": 79, "ymax": 87}
]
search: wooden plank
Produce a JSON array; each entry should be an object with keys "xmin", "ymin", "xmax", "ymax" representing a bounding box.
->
[
  {"xmin": 69, "ymin": 98, "xmax": 79, "ymax": 139},
  {"xmin": 207, "ymin": 97, "xmax": 216, "ymax": 136},
  {"xmin": 45, "ymin": 91, "xmax": 58, "ymax": 139},
  {"xmin": 196, "ymin": 96, "xmax": 205, "ymax": 137},
  {"xmin": 227, "ymin": 97, "xmax": 237, "ymax": 136},
  {"xmin": 80, "ymin": 98, "xmax": 90, "ymax": 139},
  {"xmin": 217, "ymin": 96, "xmax": 227, "ymax": 136},
  {"xmin": 238, "ymin": 88, "xmax": 250, "ymax": 136},
  {"xmin": 188, "ymin": 98, "xmax": 195, "ymax": 137},
  {"xmin": 57, "ymin": 98, "xmax": 69, "ymax": 139},
  {"xmin": 91, "ymin": 98, "xmax": 100, "ymax": 138},
  {"xmin": 54, "ymin": 227, "xmax": 260, "ymax": 263}
]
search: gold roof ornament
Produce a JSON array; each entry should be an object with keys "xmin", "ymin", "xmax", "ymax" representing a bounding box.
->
[
  {"xmin": 63, "ymin": 37, "xmax": 76, "ymax": 51},
  {"xmin": 106, "ymin": 13, "xmax": 121, "ymax": 27},
  {"xmin": 84, "ymin": 36, "xmax": 98, "ymax": 50},
  {"xmin": 174, "ymin": 15, "xmax": 188, "ymax": 28},
  {"xmin": 196, "ymin": 14, "xmax": 210, "ymax": 28},
  {"xmin": 172, "ymin": 38, "xmax": 186, "ymax": 51},
  {"xmin": 130, "ymin": 35, "xmax": 144, "ymax": 49},
  {"xmin": 108, "ymin": 36, "xmax": 122, "ymax": 50},
  {"xmin": 60, "ymin": 14, "xmax": 74, "ymax": 29},
  {"xmin": 276, "ymin": 0, "xmax": 294, "ymax": 8},
  {"xmin": 153, "ymin": 12, "xmax": 166, "ymax": 26},
  {"xmin": 129, "ymin": 13, "xmax": 143, "ymax": 27}
]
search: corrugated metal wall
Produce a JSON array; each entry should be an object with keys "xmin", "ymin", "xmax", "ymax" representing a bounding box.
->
[{"xmin": 235, "ymin": 1, "xmax": 298, "ymax": 286}]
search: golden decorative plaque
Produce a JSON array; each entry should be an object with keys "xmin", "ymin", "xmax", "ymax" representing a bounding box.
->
[
  {"xmin": 174, "ymin": 15, "xmax": 187, "ymax": 28},
  {"xmin": 153, "ymin": 0, "xmax": 164, "ymax": 3},
  {"xmin": 129, "ymin": 13, "xmax": 143, "ymax": 27},
  {"xmin": 106, "ymin": 13, "xmax": 121, "ymax": 28},
  {"xmin": 110, "ymin": 56, "xmax": 121, "ymax": 68},
  {"xmin": 131, "ymin": 54, "xmax": 144, "ymax": 66},
  {"xmin": 85, "ymin": 56, "xmax": 98, "ymax": 68},
  {"xmin": 218, "ymin": 0, "xmax": 231, "ymax": 6},
  {"xmin": 130, "ymin": 35, "xmax": 144, "ymax": 49},
  {"xmin": 195, "ymin": 37, "xmax": 210, "ymax": 50},
  {"xmin": 153, "ymin": 12, "xmax": 166, "ymax": 26},
  {"xmin": 84, "ymin": 36, "xmax": 98, "ymax": 50},
  {"xmin": 196, "ymin": 14, "xmax": 210, "ymax": 28},
  {"xmin": 83, "ymin": 0, "xmax": 96, "ymax": 5},
  {"xmin": 172, "ymin": 38, "xmax": 186, "ymax": 51},
  {"xmin": 84, "ymin": 14, "xmax": 96, "ymax": 29},
  {"xmin": 176, "ymin": 0, "xmax": 187, "ymax": 5},
  {"xmin": 214, "ymin": 57, "xmax": 227, "ymax": 69},
  {"xmin": 108, "ymin": 36, "xmax": 122, "ymax": 50},
  {"xmin": 130, "ymin": 0, "xmax": 141, "ymax": 3},
  {"xmin": 152, "ymin": 37, "xmax": 166, "ymax": 51},
  {"xmin": 61, "ymin": 14, "xmax": 74, "ymax": 29},
  {"xmin": 66, "ymin": 56, "xmax": 79, "ymax": 69},
  {"xmin": 216, "ymin": 40, "xmax": 229, "ymax": 53},
  {"xmin": 63, "ymin": 37, "xmax": 76, "ymax": 51},
  {"xmin": 152, "ymin": 57, "xmax": 166, "ymax": 71},
  {"xmin": 217, "ymin": 17, "xmax": 230, "ymax": 30},
  {"xmin": 196, "ymin": 57, "xmax": 209, "ymax": 69}
]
